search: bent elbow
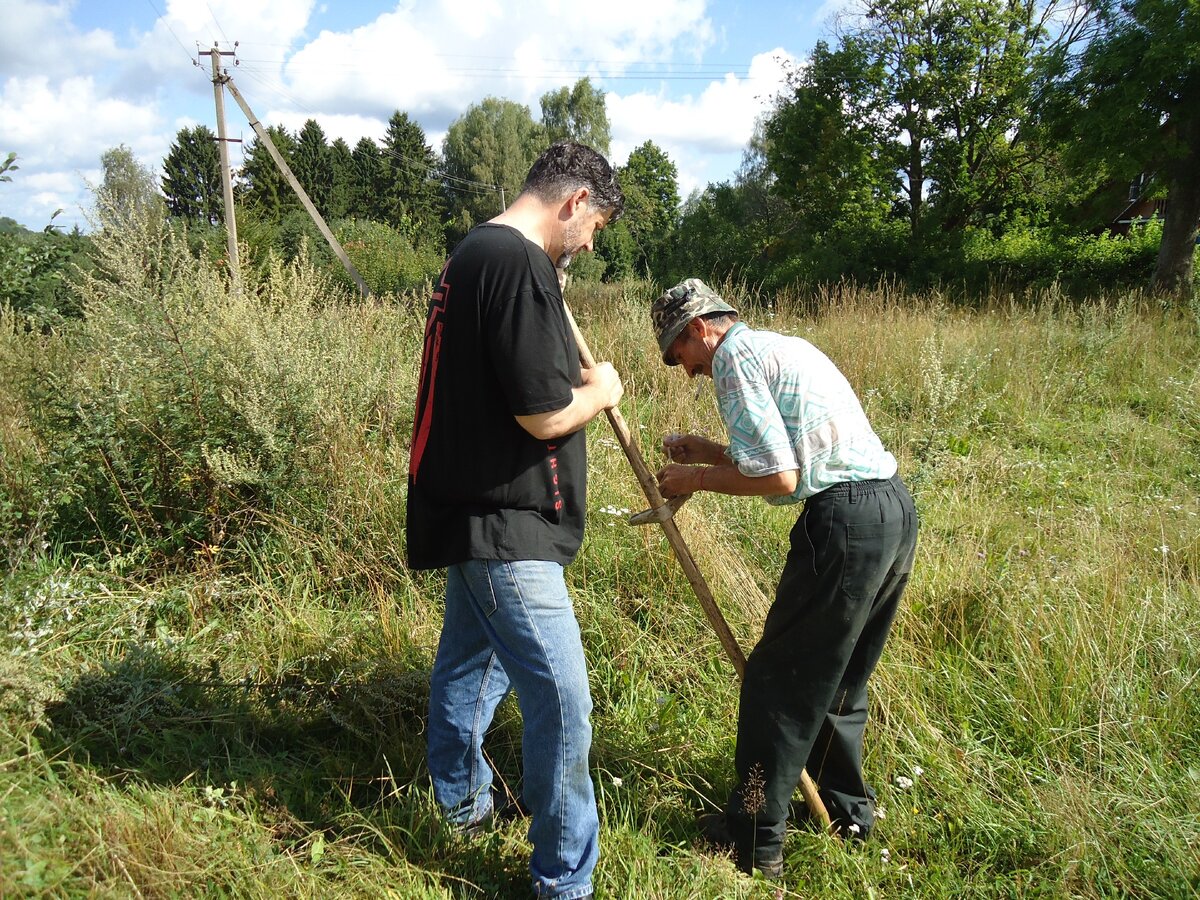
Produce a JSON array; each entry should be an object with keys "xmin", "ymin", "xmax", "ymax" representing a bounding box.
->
[{"xmin": 515, "ymin": 412, "xmax": 563, "ymax": 441}]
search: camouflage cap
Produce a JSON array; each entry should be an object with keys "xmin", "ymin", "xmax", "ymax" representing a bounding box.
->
[{"xmin": 650, "ymin": 278, "xmax": 738, "ymax": 365}]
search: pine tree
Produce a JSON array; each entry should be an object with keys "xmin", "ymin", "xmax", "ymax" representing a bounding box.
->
[
  {"xmin": 379, "ymin": 111, "xmax": 445, "ymax": 249},
  {"xmin": 326, "ymin": 137, "xmax": 355, "ymax": 221},
  {"xmin": 293, "ymin": 119, "xmax": 331, "ymax": 218},
  {"xmin": 240, "ymin": 124, "xmax": 299, "ymax": 218},
  {"xmin": 350, "ymin": 136, "xmax": 386, "ymax": 222},
  {"xmin": 161, "ymin": 125, "xmax": 223, "ymax": 224}
]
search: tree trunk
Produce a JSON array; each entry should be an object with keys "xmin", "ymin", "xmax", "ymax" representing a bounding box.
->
[
  {"xmin": 1152, "ymin": 114, "xmax": 1200, "ymax": 300},
  {"xmin": 909, "ymin": 138, "xmax": 924, "ymax": 236}
]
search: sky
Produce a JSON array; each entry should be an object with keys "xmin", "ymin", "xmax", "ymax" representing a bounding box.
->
[{"xmin": 0, "ymin": 0, "xmax": 848, "ymax": 232}]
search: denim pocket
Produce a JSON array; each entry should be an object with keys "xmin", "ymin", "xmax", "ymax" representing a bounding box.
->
[{"xmin": 478, "ymin": 563, "xmax": 502, "ymax": 617}]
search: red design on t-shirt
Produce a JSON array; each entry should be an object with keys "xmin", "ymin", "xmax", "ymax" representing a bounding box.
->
[{"xmin": 410, "ymin": 265, "xmax": 451, "ymax": 477}]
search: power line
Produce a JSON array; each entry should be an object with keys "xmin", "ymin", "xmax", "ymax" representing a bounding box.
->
[
  {"xmin": 234, "ymin": 56, "xmax": 759, "ymax": 81},
  {"xmin": 143, "ymin": 0, "xmax": 210, "ymax": 83},
  {"xmin": 231, "ymin": 43, "xmax": 760, "ymax": 72},
  {"xmin": 204, "ymin": 1, "xmax": 231, "ymax": 45}
]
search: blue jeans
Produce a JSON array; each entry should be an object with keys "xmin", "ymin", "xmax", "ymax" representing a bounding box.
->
[{"xmin": 427, "ymin": 559, "xmax": 598, "ymax": 899}]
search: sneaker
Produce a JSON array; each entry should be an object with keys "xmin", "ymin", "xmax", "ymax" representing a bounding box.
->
[
  {"xmin": 456, "ymin": 808, "xmax": 494, "ymax": 838},
  {"xmin": 696, "ymin": 812, "xmax": 784, "ymax": 880},
  {"xmin": 455, "ymin": 793, "xmax": 530, "ymax": 838}
]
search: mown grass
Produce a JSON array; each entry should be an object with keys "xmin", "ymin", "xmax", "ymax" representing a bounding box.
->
[{"xmin": 1, "ymin": 221, "xmax": 1198, "ymax": 898}]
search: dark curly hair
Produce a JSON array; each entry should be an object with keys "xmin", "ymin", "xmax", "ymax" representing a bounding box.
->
[{"xmin": 522, "ymin": 141, "xmax": 625, "ymax": 222}]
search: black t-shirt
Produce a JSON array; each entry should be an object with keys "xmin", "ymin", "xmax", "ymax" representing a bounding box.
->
[{"xmin": 406, "ymin": 223, "xmax": 587, "ymax": 570}]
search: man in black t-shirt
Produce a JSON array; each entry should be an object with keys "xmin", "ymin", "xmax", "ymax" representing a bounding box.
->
[{"xmin": 407, "ymin": 141, "xmax": 624, "ymax": 900}]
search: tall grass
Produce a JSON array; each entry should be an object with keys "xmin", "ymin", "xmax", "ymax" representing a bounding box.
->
[{"xmin": 1, "ymin": 218, "xmax": 1197, "ymax": 898}]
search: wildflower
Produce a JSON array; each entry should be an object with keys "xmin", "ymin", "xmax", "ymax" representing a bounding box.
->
[
  {"xmin": 912, "ymin": 765, "xmax": 924, "ymax": 778},
  {"xmin": 880, "ymin": 848, "xmax": 891, "ymax": 863},
  {"xmin": 895, "ymin": 775, "xmax": 913, "ymax": 790},
  {"xmin": 611, "ymin": 776, "xmax": 623, "ymax": 788},
  {"xmin": 1157, "ymin": 544, "xmax": 1170, "ymax": 556},
  {"xmin": 875, "ymin": 806, "xmax": 887, "ymax": 820},
  {"xmin": 847, "ymin": 823, "xmax": 861, "ymax": 835}
]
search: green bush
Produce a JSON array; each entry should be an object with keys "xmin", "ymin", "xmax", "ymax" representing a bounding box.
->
[
  {"xmin": 0, "ymin": 227, "xmax": 91, "ymax": 320},
  {"xmin": 333, "ymin": 218, "xmax": 444, "ymax": 296},
  {"xmin": 1, "ymin": 211, "xmax": 421, "ymax": 561},
  {"xmin": 944, "ymin": 220, "xmax": 1167, "ymax": 294}
]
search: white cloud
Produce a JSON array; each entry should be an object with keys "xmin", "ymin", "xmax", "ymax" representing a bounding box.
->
[
  {"xmin": 0, "ymin": 76, "xmax": 162, "ymax": 168},
  {"xmin": 281, "ymin": 0, "xmax": 716, "ymax": 123},
  {"xmin": 0, "ymin": 75, "xmax": 167, "ymax": 229},
  {"xmin": 0, "ymin": 1, "xmax": 119, "ymax": 78},
  {"xmin": 607, "ymin": 49, "xmax": 795, "ymax": 194}
]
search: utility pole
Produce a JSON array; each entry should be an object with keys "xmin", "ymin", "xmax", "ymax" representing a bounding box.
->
[
  {"xmin": 203, "ymin": 43, "xmax": 241, "ymax": 291},
  {"xmin": 222, "ymin": 78, "xmax": 370, "ymax": 298}
]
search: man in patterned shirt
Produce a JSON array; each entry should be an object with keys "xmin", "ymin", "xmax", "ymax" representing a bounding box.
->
[{"xmin": 650, "ymin": 278, "xmax": 918, "ymax": 879}]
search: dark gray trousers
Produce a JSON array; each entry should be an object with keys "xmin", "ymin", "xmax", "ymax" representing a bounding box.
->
[{"xmin": 724, "ymin": 473, "xmax": 918, "ymax": 864}]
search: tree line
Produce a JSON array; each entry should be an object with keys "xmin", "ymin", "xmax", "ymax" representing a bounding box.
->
[
  {"xmin": 3, "ymin": 0, "xmax": 1198, "ymax": 311},
  {"xmin": 681, "ymin": 0, "xmax": 1198, "ymax": 297},
  {"xmin": 160, "ymin": 77, "xmax": 680, "ymax": 287}
]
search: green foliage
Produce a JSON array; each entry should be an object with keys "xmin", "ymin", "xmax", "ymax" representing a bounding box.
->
[
  {"xmin": 349, "ymin": 135, "xmax": 387, "ymax": 221},
  {"xmin": 98, "ymin": 144, "xmax": 165, "ymax": 232},
  {"xmin": 765, "ymin": 41, "xmax": 896, "ymax": 236},
  {"xmin": 0, "ymin": 224, "xmax": 90, "ymax": 319},
  {"xmin": 610, "ymin": 140, "xmax": 680, "ymax": 279},
  {"xmin": 161, "ymin": 125, "xmax": 223, "ymax": 225},
  {"xmin": 940, "ymin": 219, "xmax": 1172, "ymax": 294},
  {"xmin": 325, "ymin": 137, "xmax": 355, "ymax": 221},
  {"xmin": 1042, "ymin": 0, "xmax": 1200, "ymax": 296},
  {"xmin": 334, "ymin": 217, "xmax": 444, "ymax": 295},
  {"xmin": 379, "ymin": 112, "xmax": 446, "ymax": 250},
  {"xmin": 667, "ymin": 179, "xmax": 775, "ymax": 285},
  {"xmin": 1, "ymin": 151, "xmax": 19, "ymax": 183},
  {"xmin": 1, "ymin": 212, "xmax": 421, "ymax": 561},
  {"xmin": 291, "ymin": 119, "xmax": 331, "ymax": 218},
  {"xmin": 240, "ymin": 125, "xmax": 300, "ymax": 219},
  {"xmin": 442, "ymin": 97, "xmax": 543, "ymax": 238},
  {"xmin": 540, "ymin": 78, "xmax": 611, "ymax": 155}
]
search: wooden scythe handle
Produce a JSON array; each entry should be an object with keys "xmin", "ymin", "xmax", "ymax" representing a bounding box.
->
[{"xmin": 560, "ymin": 296, "xmax": 831, "ymax": 831}]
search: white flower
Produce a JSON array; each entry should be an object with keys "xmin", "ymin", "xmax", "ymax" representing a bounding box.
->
[
  {"xmin": 880, "ymin": 848, "xmax": 891, "ymax": 862},
  {"xmin": 611, "ymin": 776, "xmax": 623, "ymax": 787},
  {"xmin": 1157, "ymin": 544, "xmax": 1170, "ymax": 556},
  {"xmin": 895, "ymin": 775, "xmax": 913, "ymax": 790},
  {"xmin": 847, "ymin": 824, "xmax": 861, "ymax": 835},
  {"xmin": 912, "ymin": 766, "xmax": 924, "ymax": 778},
  {"xmin": 875, "ymin": 806, "xmax": 887, "ymax": 820}
]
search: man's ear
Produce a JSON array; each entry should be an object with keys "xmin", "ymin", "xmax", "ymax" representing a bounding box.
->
[{"xmin": 568, "ymin": 187, "xmax": 591, "ymax": 214}]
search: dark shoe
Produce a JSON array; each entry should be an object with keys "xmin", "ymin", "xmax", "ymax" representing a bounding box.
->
[{"xmin": 696, "ymin": 812, "xmax": 784, "ymax": 880}]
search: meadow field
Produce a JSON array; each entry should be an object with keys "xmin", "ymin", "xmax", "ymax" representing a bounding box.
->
[{"xmin": 1, "ymin": 220, "xmax": 1198, "ymax": 897}]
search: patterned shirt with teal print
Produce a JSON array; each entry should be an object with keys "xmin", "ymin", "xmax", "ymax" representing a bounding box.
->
[{"xmin": 712, "ymin": 322, "xmax": 897, "ymax": 505}]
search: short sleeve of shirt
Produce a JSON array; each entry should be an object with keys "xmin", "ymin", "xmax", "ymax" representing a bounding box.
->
[
  {"xmin": 715, "ymin": 340, "xmax": 800, "ymax": 477},
  {"xmin": 487, "ymin": 284, "xmax": 576, "ymax": 416}
]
